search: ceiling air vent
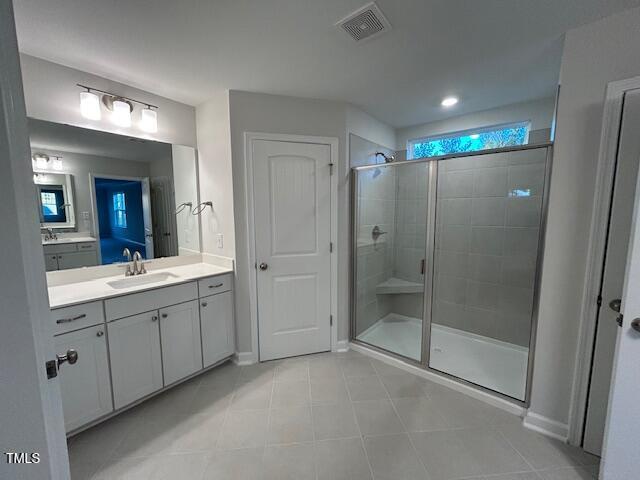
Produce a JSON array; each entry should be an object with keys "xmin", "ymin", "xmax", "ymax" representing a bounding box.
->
[{"xmin": 336, "ymin": 2, "xmax": 391, "ymax": 43}]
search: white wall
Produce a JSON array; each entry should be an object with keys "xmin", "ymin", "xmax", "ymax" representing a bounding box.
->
[
  {"xmin": 20, "ymin": 54, "xmax": 197, "ymax": 147},
  {"xmin": 195, "ymin": 90, "xmax": 235, "ymax": 258},
  {"xmin": 529, "ymin": 6, "xmax": 640, "ymax": 436},
  {"xmin": 396, "ymin": 97, "xmax": 557, "ymax": 152},
  {"xmin": 346, "ymin": 105, "xmax": 396, "ymax": 155},
  {"xmin": 172, "ymin": 145, "xmax": 201, "ymax": 255}
]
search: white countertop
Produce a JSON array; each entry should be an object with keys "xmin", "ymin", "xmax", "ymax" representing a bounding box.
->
[
  {"xmin": 42, "ymin": 236, "xmax": 96, "ymax": 245},
  {"xmin": 48, "ymin": 262, "xmax": 232, "ymax": 309}
]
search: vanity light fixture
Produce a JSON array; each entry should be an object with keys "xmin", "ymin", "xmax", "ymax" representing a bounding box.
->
[
  {"xmin": 33, "ymin": 153, "xmax": 50, "ymax": 170},
  {"xmin": 441, "ymin": 96, "xmax": 459, "ymax": 107},
  {"xmin": 76, "ymin": 84, "xmax": 159, "ymax": 133},
  {"xmin": 111, "ymin": 98, "xmax": 133, "ymax": 127},
  {"xmin": 140, "ymin": 107, "xmax": 158, "ymax": 133},
  {"xmin": 80, "ymin": 89, "xmax": 101, "ymax": 120}
]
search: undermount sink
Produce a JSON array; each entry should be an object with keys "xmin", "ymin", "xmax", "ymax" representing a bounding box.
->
[{"xmin": 107, "ymin": 272, "xmax": 180, "ymax": 290}]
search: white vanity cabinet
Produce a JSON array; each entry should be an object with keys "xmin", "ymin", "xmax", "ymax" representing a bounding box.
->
[
  {"xmin": 44, "ymin": 241, "xmax": 98, "ymax": 271},
  {"xmin": 159, "ymin": 300, "xmax": 203, "ymax": 385},
  {"xmin": 200, "ymin": 291, "xmax": 234, "ymax": 367},
  {"xmin": 54, "ymin": 324, "xmax": 112, "ymax": 432},
  {"xmin": 108, "ymin": 311, "xmax": 163, "ymax": 409},
  {"xmin": 52, "ymin": 271, "xmax": 235, "ymax": 433}
]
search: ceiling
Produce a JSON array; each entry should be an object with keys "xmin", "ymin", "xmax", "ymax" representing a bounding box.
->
[
  {"xmin": 29, "ymin": 118, "xmax": 171, "ymax": 162},
  {"xmin": 13, "ymin": 0, "xmax": 640, "ymax": 128}
]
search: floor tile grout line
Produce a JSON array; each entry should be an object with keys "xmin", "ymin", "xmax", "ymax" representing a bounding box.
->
[{"xmin": 380, "ymin": 370, "xmax": 432, "ymax": 479}]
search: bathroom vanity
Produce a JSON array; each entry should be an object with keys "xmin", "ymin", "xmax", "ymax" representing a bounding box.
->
[{"xmin": 49, "ymin": 262, "xmax": 234, "ymax": 434}]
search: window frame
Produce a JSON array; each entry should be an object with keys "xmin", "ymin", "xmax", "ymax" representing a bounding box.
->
[
  {"xmin": 407, "ymin": 120, "xmax": 531, "ymax": 160},
  {"xmin": 112, "ymin": 191, "xmax": 127, "ymax": 228}
]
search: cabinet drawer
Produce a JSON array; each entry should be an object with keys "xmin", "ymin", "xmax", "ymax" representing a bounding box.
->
[
  {"xmin": 43, "ymin": 243, "xmax": 78, "ymax": 254},
  {"xmin": 52, "ymin": 301, "xmax": 105, "ymax": 335},
  {"xmin": 104, "ymin": 281, "xmax": 198, "ymax": 321},
  {"xmin": 76, "ymin": 242, "xmax": 97, "ymax": 252},
  {"xmin": 198, "ymin": 274, "xmax": 232, "ymax": 296}
]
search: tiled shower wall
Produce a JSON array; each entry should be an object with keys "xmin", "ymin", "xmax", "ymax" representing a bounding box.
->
[
  {"xmin": 432, "ymin": 148, "xmax": 547, "ymax": 347},
  {"xmin": 353, "ymin": 135, "xmax": 396, "ymax": 336}
]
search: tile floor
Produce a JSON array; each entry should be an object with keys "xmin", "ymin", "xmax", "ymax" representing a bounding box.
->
[{"xmin": 67, "ymin": 350, "xmax": 600, "ymax": 480}]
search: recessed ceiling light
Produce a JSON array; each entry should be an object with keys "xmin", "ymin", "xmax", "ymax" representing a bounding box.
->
[{"xmin": 441, "ymin": 96, "xmax": 459, "ymax": 107}]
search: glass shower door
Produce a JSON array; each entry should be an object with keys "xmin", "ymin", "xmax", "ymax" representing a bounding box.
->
[
  {"xmin": 428, "ymin": 147, "xmax": 549, "ymax": 400},
  {"xmin": 352, "ymin": 161, "xmax": 431, "ymax": 361}
]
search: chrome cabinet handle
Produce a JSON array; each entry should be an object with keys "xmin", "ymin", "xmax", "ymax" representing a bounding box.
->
[
  {"xmin": 151, "ymin": 315, "xmax": 158, "ymax": 322},
  {"xmin": 56, "ymin": 314, "xmax": 87, "ymax": 324},
  {"xmin": 208, "ymin": 283, "xmax": 224, "ymax": 288},
  {"xmin": 201, "ymin": 302, "xmax": 208, "ymax": 307},
  {"xmin": 57, "ymin": 349, "xmax": 78, "ymax": 367},
  {"xmin": 259, "ymin": 263, "xmax": 268, "ymax": 271},
  {"xmin": 96, "ymin": 331, "xmax": 104, "ymax": 337}
]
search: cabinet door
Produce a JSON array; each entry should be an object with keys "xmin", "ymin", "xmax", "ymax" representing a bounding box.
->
[
  {"xmin": 159, "ymin": 300, "xmax": 203, "ymax": 385},
  {"xmin": 57, "ymin": 251, "xmax": 98, "ymax": 270},
  {"xmin": 108, "ymin": 311, "xmax": 163, "ymax": 409},
  {"xmin": 44, "ymin": 254, "xmax": 59, "ymax": 271},
  {"xmin": 54, "ymin": 325, "xmax": 112, "ymax": 432},
  {"xmin": 200, "ymin": 291, "xmax": 234, "ymax": 368}
]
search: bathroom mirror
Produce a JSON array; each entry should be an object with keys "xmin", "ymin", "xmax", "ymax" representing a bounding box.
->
[
  {"xmin": 29, "ymin": 118, "xmax": 201, "ymax": 270},
  {"xmin": 34, "ymin": 172, "xmax": 76, "ymax": 229}
]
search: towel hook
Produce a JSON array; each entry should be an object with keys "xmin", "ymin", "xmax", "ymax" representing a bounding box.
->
[
  {"xmin": 175, "ymin": 202, "xmax": 193, "ymax": 214},
  {"xmin": 192, "ymin": 201, "xmax": 213, "ymax": 215}
]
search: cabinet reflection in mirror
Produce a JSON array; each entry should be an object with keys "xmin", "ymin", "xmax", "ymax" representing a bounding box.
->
[{"xmin": 29, "ymin": 119, "xmax": 201, "ymax": 271}]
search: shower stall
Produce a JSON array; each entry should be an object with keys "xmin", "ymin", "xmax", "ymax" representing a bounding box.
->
[{"xmin": 351, "ymin": 144, "xmax": 552, "ymax": 403}]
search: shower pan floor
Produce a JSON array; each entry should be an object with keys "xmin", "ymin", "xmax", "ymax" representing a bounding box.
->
[{"xmin": 357, "ymin": 314, "xmax": 528, "ymax": 399}]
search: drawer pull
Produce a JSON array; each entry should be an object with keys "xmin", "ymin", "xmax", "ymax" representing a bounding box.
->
[
  {"xmin": 201, "ymin": 302, "xmax": 208, "ymax": 307},
  {"xmin": 56, "ymin": 313, "xmax": 87, "ymax": 324},
  {"xmin": 96, "ymin": 331, "xmax": 104, "ymax": 337},
  {"xmin": 208, "ymin": 283, "xmax": 224, "ymax": 289},
  {"xmin": 161, "ymin": 313, "xmax": 168, "ymax": 318},
  {"xmin": 151, "ymin": 315, "xmax": 158, "ymax": 322}
]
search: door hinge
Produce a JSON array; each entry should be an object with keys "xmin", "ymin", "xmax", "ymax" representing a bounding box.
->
[
  {"xmin": 330, "ymin": 315, "xmax": 333, "ymax": 326},
  {"xmin": 329, "ymin": 163, "xmax": 334, "ymax": 175},
  {"xmin": 45, "ymin": 360, "xmax": 57, "ymax": 379},
  {"xmin": 329, "ymin": 242, "xmax": 333, "ymax": 253},
  {"xmin": 596, "ymin": 295, "xmax": 603, "ymax": 307}
]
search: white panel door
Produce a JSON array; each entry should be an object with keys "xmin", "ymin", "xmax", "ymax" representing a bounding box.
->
[
  {"xmin": 252, "ymin": 139, "xmax": 332, "ymax": 361},
  {"xmin": 584, "ymin": 90, "xmax": 640, "ymax": 455},
  {"xmin": 200, "ymin": 291, "xmax": 235, "ymax": 367},
  {"xmin": 159, "ymin": 300, "xmax": 202, "ymax": 385},
  {"xmin": 600, "ymin": 142, "xmax": 640, "ymax": 479},
  {"xmin": 108, "ymin": 311, "xmax": 163, "ymax": 409},
  {"xmin": 54, "ymin": 325, "xmax": 112, "ymax": 432}
]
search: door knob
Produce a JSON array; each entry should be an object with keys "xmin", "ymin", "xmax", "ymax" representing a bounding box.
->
[
  {"xmin": 57, "ymin": 349, "xmax": 78, "ymax": 367},
  {"xmin": 259, "ymin": 262, "xmax": 268, "ymax": 271},
  {"xmin": 609, "ymin": 298, "xmax": 622, "ymax": 313},
  {"xmin": 631, "ymin": 318, "xmax": 640, "ymax": 333}
]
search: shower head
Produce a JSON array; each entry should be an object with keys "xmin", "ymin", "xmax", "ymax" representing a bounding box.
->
[{"xmin": 375, "ymin": 152, "xmax": 395, "ymax": 163}]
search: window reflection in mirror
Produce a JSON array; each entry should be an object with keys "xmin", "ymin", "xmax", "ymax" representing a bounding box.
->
[{"xmin": 29, "ymin": 118, "xmax": 201, "ymax": 270}]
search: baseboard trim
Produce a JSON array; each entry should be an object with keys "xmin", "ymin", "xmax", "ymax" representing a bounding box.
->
[
  {"xmin": 333, "ymin": 339, "xmax": 349, "ymax": 352},
  {"xmin": 233, "ymin": 351, "xmax": 257, "ymax": 366},
  {"xmin": 523, "ymin": 411, "xmax": 569, "ymax": 442},
  {"xmin": 350, "ymin": 342, "xmax": 525, "ymax": 417}
]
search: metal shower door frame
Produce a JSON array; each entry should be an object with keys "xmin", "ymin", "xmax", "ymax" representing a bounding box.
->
[{"xmin": 350, "ymin": 142, "xmax": 554, "ymax": 407}]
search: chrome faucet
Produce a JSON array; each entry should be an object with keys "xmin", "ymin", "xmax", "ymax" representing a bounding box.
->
[
  {"xmin": 122, "ymin": 248, "xmax": 133, "ymax": 276},
  {"xmin": 44, "ymin": 227, "xmax": 58, "ymax": 241},
  {"xmin": 132, "ymin": 251, "xmax": 146, "ymax": 275}
]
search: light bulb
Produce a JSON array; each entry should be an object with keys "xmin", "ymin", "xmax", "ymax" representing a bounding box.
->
[
  {"xmin": 441, "ymin": 96, "xmax": 459, "ymax": 107},
  {"xmin": 52, "ymin": 157, "xmax": 63, "ymax": 171},
  {"xmin": 140, "ymin": 108, "xmax": 158, "ymax": 133},
  {"xmin": 34, "ymin": 154, "xmax": 49, "ymax": 170},
  {"xmin": 112, "ymin": 99, "xmax": 132, "ymax": 127},
  {"xmin": 80, "ymin": 91, "xmax": 101, "ymax": 120}
]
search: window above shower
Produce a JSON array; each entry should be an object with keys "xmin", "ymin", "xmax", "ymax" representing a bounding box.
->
[{"xmin": 407, "ymin": 121, "xmax": 531, "ymax": 160}]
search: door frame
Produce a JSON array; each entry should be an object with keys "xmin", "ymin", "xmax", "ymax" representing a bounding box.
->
[
  {"xmin": 570, "ymin": 75, "xmax": 640, "ymax": 445},
  {"xmin": 88, "ymin": 173, "xmax": 153, "ymax": 263},
  {"xmin": 244, "ymin": 132, "xmax": 339, "ymax": 362}
]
